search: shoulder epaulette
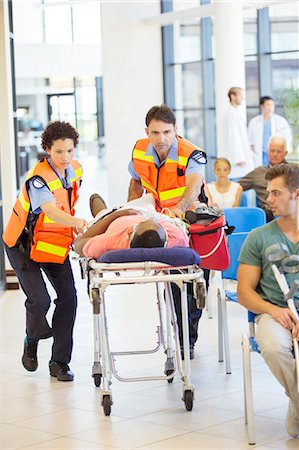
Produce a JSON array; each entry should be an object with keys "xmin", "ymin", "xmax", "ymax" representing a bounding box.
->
[{"xmin": 189, "ymin": 149, "xmax": 207, "ymax": 164}]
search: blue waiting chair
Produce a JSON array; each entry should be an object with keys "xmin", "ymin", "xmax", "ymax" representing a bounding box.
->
[
  {"xmin": 217, "ymin": 207, "xmax": 266, "ymax": 374},
  {"xmin": 206, "ymin": 207, "xmax": 266, "ymax": 319},
  {"xmin": 217, "ymin": 232, "xmax": 249, "ymax": 374},
  {"xmin": 223, "ymin": 207, "xmax": 266, "ymax": 233},
  {"xmin": 230, "ymin": 177, "xmax": 257, "ymax": 207},
  {"xmin": 239, "ymin": 192, "xmax": 248, "ymax": 207},
  {"xmin": 242, "ymin": 311, "xmax": 259, "ymax": 445}
]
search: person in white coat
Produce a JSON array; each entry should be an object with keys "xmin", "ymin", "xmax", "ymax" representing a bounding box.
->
[
  {"xmin": 221, "ymin": 87, "xmax": 254, "ymax": 178},
  {"xmin": 248, "ymin": 96, "xmax": 292, "ymax": 167}
]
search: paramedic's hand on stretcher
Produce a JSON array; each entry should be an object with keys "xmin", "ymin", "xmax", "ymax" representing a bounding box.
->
[
  {"xmin": 41, "ymin": 201, "xmax": 88, "ymax": 235},
  {"xmin": 73, "ymin": 217, "xmax": 89, "ymax": 234},
  {"xmin": 171, "ymin": 207, "xmax": 184, "ymax": 219}
]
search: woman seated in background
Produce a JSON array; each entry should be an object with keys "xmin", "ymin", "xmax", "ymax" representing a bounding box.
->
[{"xmin": 206, "ymin": 157, "xmax": 243, "ymax": 208}]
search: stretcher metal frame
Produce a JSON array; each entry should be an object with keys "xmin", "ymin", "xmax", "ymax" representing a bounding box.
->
[{"xmin": 80, "ymin": 256, "xmax": 204, "ymax": 416}]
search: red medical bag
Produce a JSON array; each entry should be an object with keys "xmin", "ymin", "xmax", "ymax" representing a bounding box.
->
[{"xmin": 189, "ymin": 215, "xmax": 230, "ymax": 271}]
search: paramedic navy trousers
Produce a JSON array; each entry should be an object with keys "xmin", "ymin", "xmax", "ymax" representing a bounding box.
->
[
  {"xmin": 171, "ymin": 268, "xmax": 209, "ymax": 346},
  {"xmin": 171, "ymin": 282, "xmax": 202, "ymax": 346},
  {"xmin": 5, "ymin": 244, "xmax": 77, "ymax": 364}
]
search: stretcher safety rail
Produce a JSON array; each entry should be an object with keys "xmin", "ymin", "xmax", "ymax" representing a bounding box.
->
[{"xmin": 80, "ymin": 247, "xmax": 205, "ymax": 416}]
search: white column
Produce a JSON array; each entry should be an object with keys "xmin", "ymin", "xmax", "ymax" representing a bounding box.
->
[
  {"xmin": 0, "ymin": 2, "xmax": 17, "ymax": 235},
  {"xmin": 214, "ymin": 1, "xmax": 246, "ymax": 154},
  {"xmin": 101, "ymin": 0, "xmax": 163, "ymax": 206}
]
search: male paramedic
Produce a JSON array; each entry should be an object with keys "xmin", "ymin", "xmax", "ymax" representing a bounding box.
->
[
  {"xmin": 127, "ymin": 104, "xmax": 208, "ymax": 359},
  {"xmin": 237, "ymin": 163, "xmax": 299, "ymax": 438}
]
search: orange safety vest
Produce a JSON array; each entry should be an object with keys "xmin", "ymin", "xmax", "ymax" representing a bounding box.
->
[
  {"xmin": 132, "ymin": 135, "xmax": 206, "ymax": 211},
  {"xmin": 3, "ymin": 157, "xmax": 82, "ymax": 264}
]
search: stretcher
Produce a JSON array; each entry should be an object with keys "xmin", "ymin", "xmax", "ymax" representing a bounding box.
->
[{"xmin": 80, "ymin": 247, "xmax": 205, "ymax": 416}]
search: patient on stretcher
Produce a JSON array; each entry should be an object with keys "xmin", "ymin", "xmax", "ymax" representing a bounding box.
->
[{"xmin": 74, "ymin": 193, "xmax": 189, "ymax": 258}]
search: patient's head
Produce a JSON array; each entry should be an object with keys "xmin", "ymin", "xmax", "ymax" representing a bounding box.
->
[{"xmin": 129, "ymin": 219, "xmax": 167, "ymax": 248}]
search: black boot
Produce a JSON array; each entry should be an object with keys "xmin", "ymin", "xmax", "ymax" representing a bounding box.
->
[
  {"xmin": 22, "ymin": 337, "xmax": 38, "ymax": 371},
  {"xmin": 49, "ymin": 361, "xmax": 74, "ymax": 381}
]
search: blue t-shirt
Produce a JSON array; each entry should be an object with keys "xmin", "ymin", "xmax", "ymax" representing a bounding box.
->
[
  {"xmin": 262, "ymin": 120, "xmax": 271, "ymax": 165},
  {"xmin": 128, "ymin": 137, "xmax": 205, "ymax": 180},
  {"xmin": 28, "ymin": 158, "xmax": 76, "ymax": 214},
  {"xmin": 239, "ymin": 220, "xmax": 299, "ymax": 308}
]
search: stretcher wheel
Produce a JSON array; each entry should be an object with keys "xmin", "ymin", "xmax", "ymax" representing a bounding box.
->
[
  {"xmin": 93, "ymin": 374, "xmax": 101, "ymax": 387},
  {"xmin": 184, "ymin": 390, "xmax": 194, "ymax": 411},
  {"xmin": 165, "ymin": 369, "xmax": 174, "ymax": 383},
  {"xmin": 103, "ymin": 394, "xmax": 112, "ymax": 416}
]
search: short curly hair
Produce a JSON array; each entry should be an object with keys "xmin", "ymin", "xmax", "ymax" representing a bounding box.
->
[{"xmin": 41, "ymin": 121, "xmax": 79, "ymax": 151}]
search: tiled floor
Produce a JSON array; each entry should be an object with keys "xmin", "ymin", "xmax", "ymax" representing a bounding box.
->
[{"xmin": 1, "ymin": 152, "xmax": 298, "ymax": 449}]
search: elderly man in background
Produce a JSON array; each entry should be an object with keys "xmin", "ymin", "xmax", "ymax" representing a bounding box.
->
[{"xmin": 238, "ymin": 136, "xmax": 288, "ymax": 222}]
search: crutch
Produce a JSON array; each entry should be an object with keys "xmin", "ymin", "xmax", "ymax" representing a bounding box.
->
[{"xmin": 265, "ymin": 243, "xmax": 299, "ymax": 392}]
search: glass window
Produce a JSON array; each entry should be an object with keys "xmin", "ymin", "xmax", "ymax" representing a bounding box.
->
[
  {"xmin": 72, "ymin": 2, "xmax": 102, "ymax": 44},
  {"xmin": 44, "ymin": 1, "xmax": 72, "ymax": 44},
  {"xmin": 75, "ymin": 78, "xmax": 98, "ymax": 140},
  {"xmin": 273, "ymin": 105, "xmax": 288, "ymax": 121},
  {"xmin": 272, "ymin": 54, "xmax": 299, "ymax": 98},
  {"xmin": 181, "ymin": 62, "xmax": 202, "ymax": 108},
  {"xmin": 76, "ymin": 86, "xmax": 96, "ymax": 115},
  {"xmin": 271, "ymin": 20, "xmax": 299, "ymax": 53},
  {"xmin": 76, "ymin": 117, "xmax": 98, "ymax": 142},
  {"xmin": 49, "ymin": 94, "xmax": 76, "ymax": 125},
  {"xmin": 245, "ymin": 57, "xmax": 259, "ymax": 107},
  {"xmin": 13, "ymin": 1, "xmax": 43, "ymax": 44},
  {"xmin": 246, "ymin": 107, "xmax": 260, "ymax": 123},
  {"xmin": 172, "ymin": 1, "xmax": 200, "ymax": 12},
  {"xmin": 269, "ymin": 3, "xmax": 299, "ymax": 53},
  {"xmin": 176, "ymin": 23, "xmax": 201, "ymax": 63},
  {"xmin": 183, "ymin": 109, "xmax": 204, "ymax": 146},
  {"xmin": 244, "ymin": 19, "xmax": 257, "ymax": 55}
]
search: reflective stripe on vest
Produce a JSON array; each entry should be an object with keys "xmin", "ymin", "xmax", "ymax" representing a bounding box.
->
[
  {"xmin": 43, "ymin": 215, "xmax": 56, "ymax": 224},
  {"xmin": 18, "ymin": 192, "xmax": 30, "ymax": 212},
  {"xmin": 132, "ymin": 149, "xmax": 154, "ymax": 162},
  {"xmin": 159, "ymin": 186, "xmax": 186, "ymax": 202},
  {"xmin": 35, "ymin": 240, "xmax": 68, "ymax": 258},
  {"xmin": 48, "ymin": 179, "xmax": 63, "ymax": 192},
  {"xmin": 177, "ymin": 155, "xmax": 188, "ymax": 166},
  {"xmin": 141, "ymin": 179, "xmax": 158, "ymax": 196},
  {"xmin": 72, "ymin": 166, "xmax": 83, "ymax": 181}
]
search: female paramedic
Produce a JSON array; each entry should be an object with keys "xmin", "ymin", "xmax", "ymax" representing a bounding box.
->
[{"xmin": 2, "ymin": 121, "xmax": 88, "ymax": 382}]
